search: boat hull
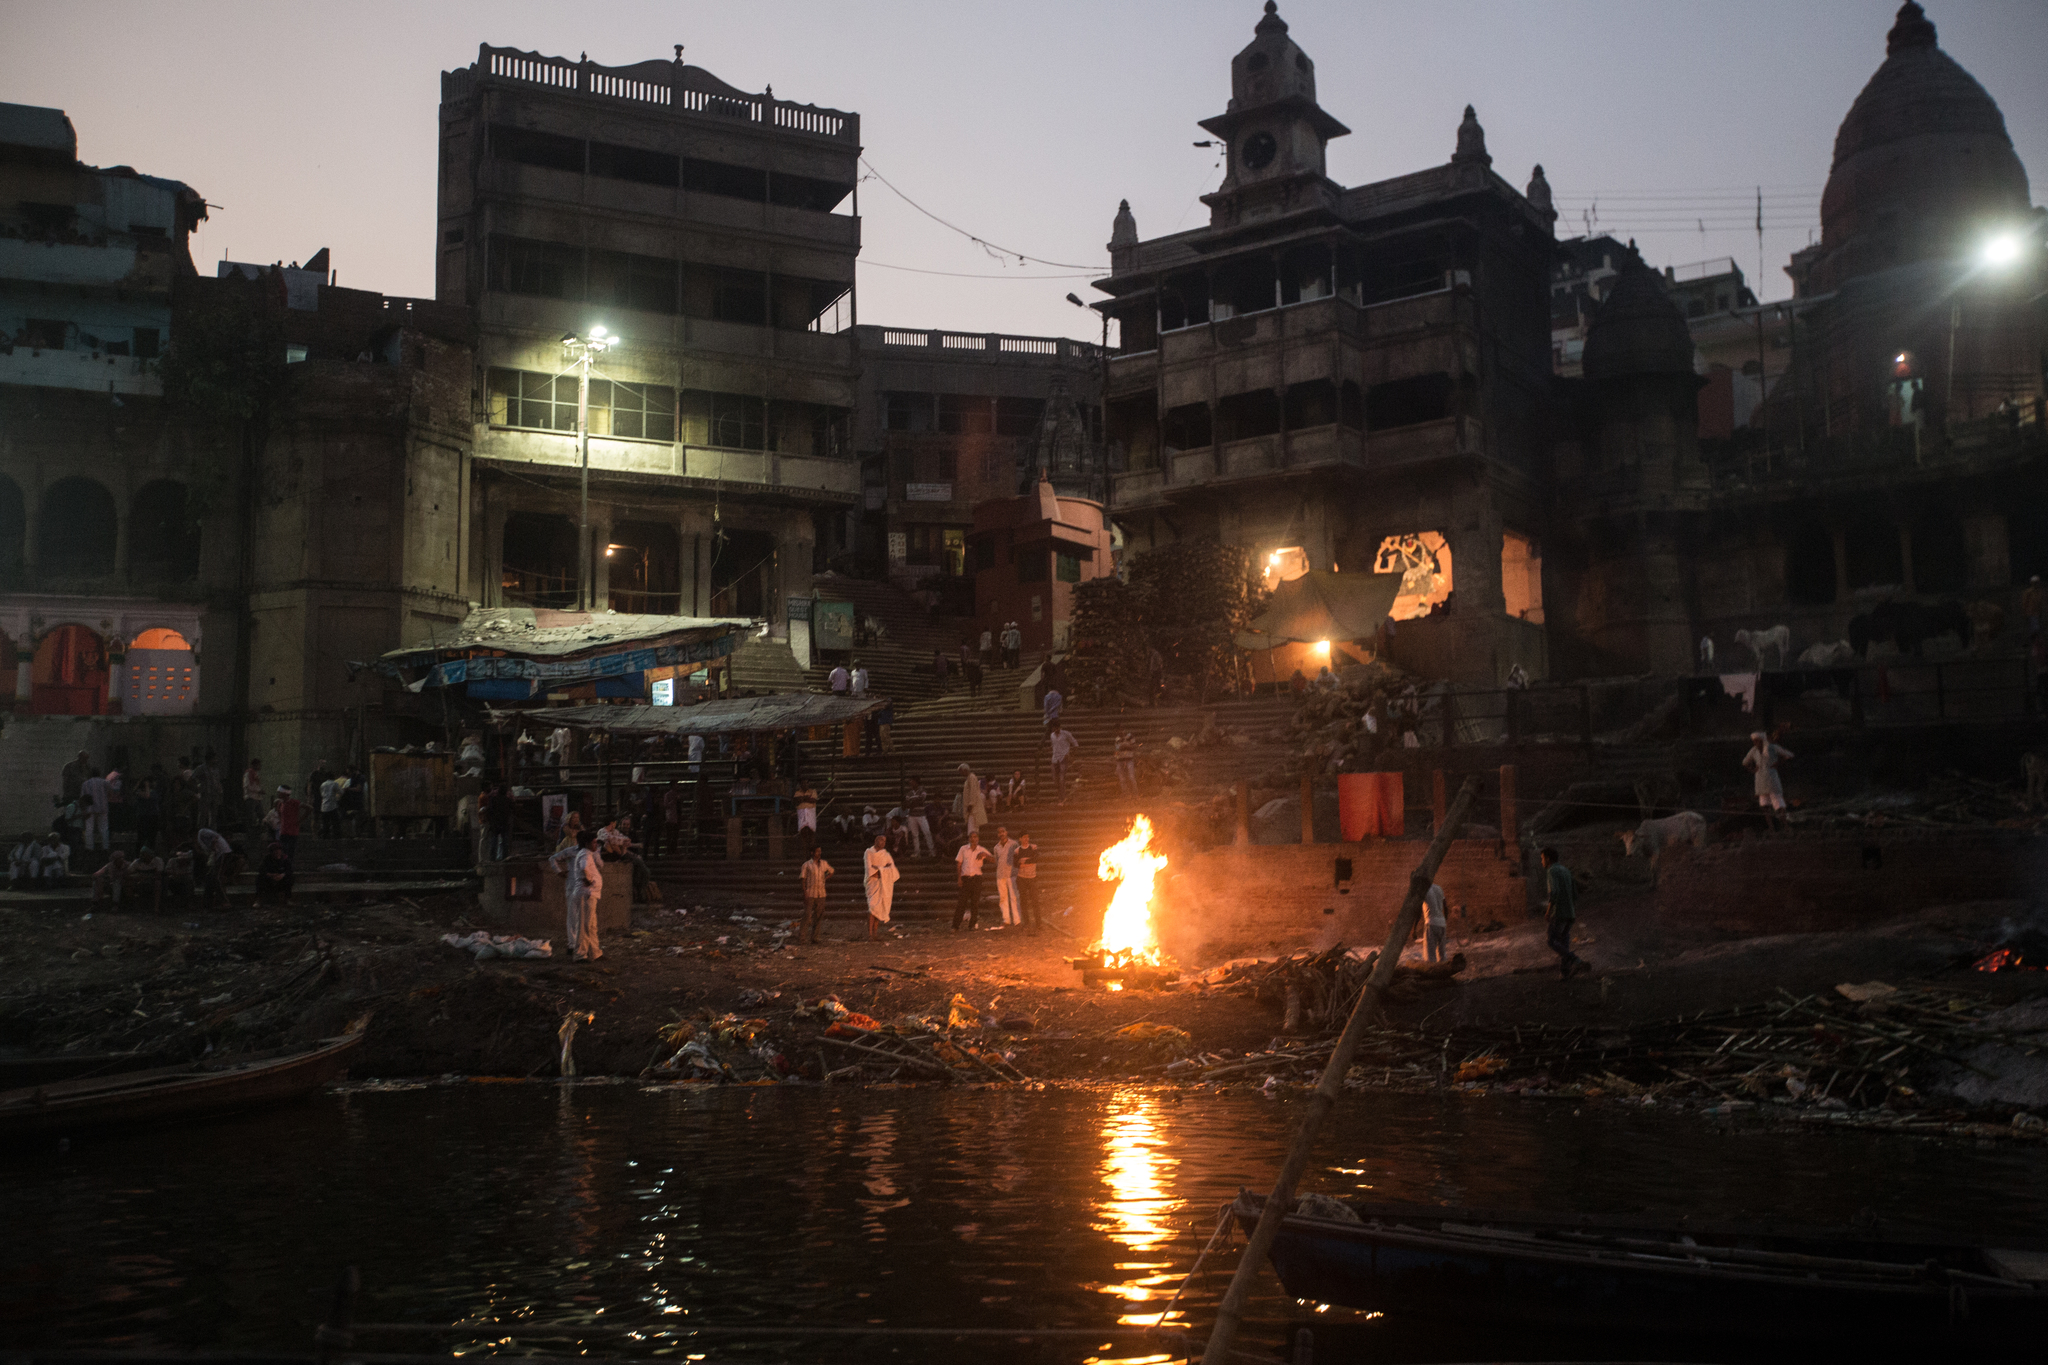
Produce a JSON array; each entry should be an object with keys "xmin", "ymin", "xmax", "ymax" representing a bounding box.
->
[{"xmin": 1236, "ymin": 1196, "xmax": 2047, "ymax": 1353}]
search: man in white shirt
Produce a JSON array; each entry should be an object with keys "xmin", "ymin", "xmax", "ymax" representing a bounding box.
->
[
  {"xmin": 79, "ymin": 770, "xmax": 112, "ymax": 852},
  {"xmin": 319, "ymin": 774, "xmax": 344, "ymax": 838},
  {"xmin": 688, "ymin": 733, "xmax": 705, "ymax": 771},
  {"xmin": 990, "ymin": 826, "xmax": 1022, "ymax": 927},
  {"xmin": 952, "ymin": 831, "xmax": 991, "ymax": 931},
  {"xmin": 851, "ymin": 663, "xmax": 869, "ymax": 697},
  {"xmin": 1047, "ymin": 722, "xmax": 1080, "ymax": 803},
  {"xmin": 978, "ymin": 628, "xmax": 993, "ymax": 667},
  {"xmin": 828, "ymin": 663, "xmax": 850, "ymax": 695},
  {"xmin": 957, "ymin": 763, "xmax": 988, "ymax": 837},
  {"xmin": 1001, "ymin": 622, "xmax": 1022, "ymax": 669},
  {"xmin": 1423, "ymin": 881, "xmax": 1449, "ymax": 965},
  {"xmin": 195, "ymin": 826, "xmax": 235, "ymax": 908}
]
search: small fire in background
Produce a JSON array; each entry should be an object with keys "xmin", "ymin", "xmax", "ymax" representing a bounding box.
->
[
  {"xmin": 1974, "ymin": 946, "xmax": 2045, "ymax": 972},
  {"xmin": 1095, "ymin": 815, "xmax": 1170, "ymax": 973}
]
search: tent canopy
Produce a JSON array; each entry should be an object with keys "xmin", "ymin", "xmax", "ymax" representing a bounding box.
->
[
  {"xmin": 1235, "ymin": 571, "xmax": 1403, "ymax": 651},
  {"xmin": 494, "ymin": 693, "xmax": 886, "ymax": 737}
]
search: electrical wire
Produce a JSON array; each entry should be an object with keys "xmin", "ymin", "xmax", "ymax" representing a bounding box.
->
[
  {"xmin": 860, "ymin": 259, "xmax": 1097, "ymax": 280},
  {"xmin": 858, "ymin": 156, "xmax": 1098, "ymax": 271}
]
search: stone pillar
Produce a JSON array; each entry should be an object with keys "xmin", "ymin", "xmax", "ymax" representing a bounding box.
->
[
  {"xmin": 1830, "ymin": 527, "xmax": 1850, "ymax": 603},
  {"xmin": 1963, "ymin": 512, "xmax": 2010, "ymax": 590},
  {"xmin": 14, "ymin": 657, "xmax": 31, "ymax": 713},
  {"xmin": 592, "ymin": 506, "xmax": 613, "ymax": 610},
  {"xmin": 1897, "ymin": 524, "xmax": 1916, "ymax": 595},
  {"xmin": 113, "ymin": 508, "xmax": 131, "ymax": 582}
]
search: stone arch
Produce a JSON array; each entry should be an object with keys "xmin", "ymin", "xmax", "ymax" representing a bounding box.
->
[
  {"xmin": 35, "ymin": 477, "xmax": 117, "ymax": 577},
  {"xmin": 129, "ymin": 480, "xmax": 202, "ymax": 583},
  {"xmin": 0, "ymin": 475, "xmax": 23, "ymax": 585},
  {"xmin": 31, "ymin": 623, "xmax": 111, "ymax": 715}
]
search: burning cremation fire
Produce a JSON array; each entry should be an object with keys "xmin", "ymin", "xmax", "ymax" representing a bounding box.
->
[{"xmin": 1096, "ymin": 814, "xmax": 1168, "ymax": 969}]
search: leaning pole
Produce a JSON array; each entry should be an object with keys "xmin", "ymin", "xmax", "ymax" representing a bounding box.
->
[{"xmin": 1200, "ymin": 775, "xmax": 1483, "ymax": 1365}]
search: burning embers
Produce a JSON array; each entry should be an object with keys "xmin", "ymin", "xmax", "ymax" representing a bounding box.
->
[
  {"xmin": 1974, "ymin": 947, "xmax": 2046, "ymax": 973},
  {"xmin": 1070, "ymin": 815, "xmax": 1177, "ymax": 990}
]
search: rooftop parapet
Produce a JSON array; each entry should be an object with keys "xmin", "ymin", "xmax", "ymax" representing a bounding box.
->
[{"xmin": 462, "ymin": 44, "xmax": 858, "ymax": 145}]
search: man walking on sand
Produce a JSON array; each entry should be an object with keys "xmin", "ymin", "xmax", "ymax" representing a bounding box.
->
[
  {"xmin": 1743, "ymin": 730, "xmax": 1794, "ymax": 831},
  {"xmin": 1540, "ymin": 847, "xmax": 1583, "ymax": 979},
  {"xmin": 863, "ymin": 833, "xmax": 900, "ymax": 941},
  {"xmin": 1423, "ymin": 881, "xmax": 1448, "ymax": 965},
  {"xmin": 799, "ymin": 845, "xmax": 834, "ymax": 944}
]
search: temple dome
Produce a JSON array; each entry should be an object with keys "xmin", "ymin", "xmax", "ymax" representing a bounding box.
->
[
  {"xmin": 1583, "ymin": 258, "xmax": 1695, "ymax": 382},
  {"xmin": 1813, "ymin": 3, "xmax": 2031, "ymax": 291}
]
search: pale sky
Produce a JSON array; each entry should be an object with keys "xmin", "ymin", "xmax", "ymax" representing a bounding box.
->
[{"xmin": 4, "ymin": 1, "xmax": 2043, "ymax": 338}]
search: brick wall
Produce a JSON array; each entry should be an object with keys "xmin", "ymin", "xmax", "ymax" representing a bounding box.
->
[
  {"xmin": 1158, "ymin": 838, "xmax": 1524, "ymax": 965},
  {"xmin": 1648, "ymin": 829, "xmax": 2046, "ymax": 933}
]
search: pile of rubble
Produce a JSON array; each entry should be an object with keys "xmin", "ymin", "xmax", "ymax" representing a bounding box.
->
[{"xmin": 645, "ymin": 992, "xmax": 1033, "ymax": 1085}]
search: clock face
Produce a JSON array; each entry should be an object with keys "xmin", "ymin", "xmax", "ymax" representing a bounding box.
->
[{"xmin": 1241, "ymin": 131, "xmax": 1278, "ymax": 171}]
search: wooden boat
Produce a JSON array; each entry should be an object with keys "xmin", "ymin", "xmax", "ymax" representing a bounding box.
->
[
  {"xmin": 0, "ymin": 1015, "xmax": 370, "ymax": 1140},
  {"xmin": 1233, "ymin": 1192, "xmax": 2048, "ymax": 1355},
  {"xmin": 0, "ymin": 1048, "xmax": 167, "ymax": 1089}
]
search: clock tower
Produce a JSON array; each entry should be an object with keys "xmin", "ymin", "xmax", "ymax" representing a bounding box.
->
[{"xmin": 1199, "ymin": 1, "xmax": 1350, "ymax": 227}]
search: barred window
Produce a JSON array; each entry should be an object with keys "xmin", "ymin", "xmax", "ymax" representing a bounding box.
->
[
  {"xmin": 488, "ymin": 369, "xmax": 675, "ymax": 442},
  {"xmin": 489, "ymin": 236, "xmax": 581, "ymax": 300}
]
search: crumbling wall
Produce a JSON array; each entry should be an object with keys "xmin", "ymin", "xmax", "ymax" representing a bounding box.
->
[{"xmin": 1160, "ymin": 838, "xmax": 1524, "ymax": 966}]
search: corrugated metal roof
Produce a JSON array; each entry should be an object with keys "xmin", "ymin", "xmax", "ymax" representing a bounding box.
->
[{"xmin": 384, "ymin": 607, "xmax": 753, "ymax": 661}]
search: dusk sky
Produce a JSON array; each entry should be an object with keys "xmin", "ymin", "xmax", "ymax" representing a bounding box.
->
[{"xmin": 5, "ymin": 1, "xmax": 2043, "ymax": 341}]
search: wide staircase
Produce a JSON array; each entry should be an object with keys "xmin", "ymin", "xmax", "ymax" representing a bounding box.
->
[
  {"xmin": 641, "ymin": 694, "xmax": 1297, "ymax": 926},
  {"xmin": 803, "ymin": 574, "xmax": 977, "ymax": 704}
]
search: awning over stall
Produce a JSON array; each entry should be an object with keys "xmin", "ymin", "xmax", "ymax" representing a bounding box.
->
[
  {"xmin": 499, "ymin": 693, "xmax": 887, "ymax": 737},
  {"xmin": 377, "ymin": 607, "xmax": 750, "ymax": 691},
  {"xmin": 1234, "ymin": 571, "xmax": 1403, "ymax": 650}
]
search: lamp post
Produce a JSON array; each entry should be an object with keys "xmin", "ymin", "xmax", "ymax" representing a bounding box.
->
[{"xmin": 562, "ymin": 326, "xmax": 613, "ymax": 610}]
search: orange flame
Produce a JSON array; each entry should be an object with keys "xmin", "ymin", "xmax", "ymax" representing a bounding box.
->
[{"xmin": 1096, "ymin": 814, "xmax": 1168, "ymax": 967}]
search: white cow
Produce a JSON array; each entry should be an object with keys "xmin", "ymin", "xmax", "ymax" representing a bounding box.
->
[
  {"xmin": 1796, "ymin": 640, "xmax": 1856, "ymax": 667},
  {"xmin": 1620, "ymin": 810, "xmax": 1708, "ymax": 859},
  {"xmin": 1734, "ymin": 625, "xmax": 1791, "ymax": 670}
]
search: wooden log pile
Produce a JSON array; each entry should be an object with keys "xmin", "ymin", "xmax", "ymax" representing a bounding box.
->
[
  {"xmin": 1166, "ymin": 983, "xmax": 2048, "ymax": 1131},
  {"xmin": 1202, "ymin": 946, "xmax": 1469, "ymax": 1034}
]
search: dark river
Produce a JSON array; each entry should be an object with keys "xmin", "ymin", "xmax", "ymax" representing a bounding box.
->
[{"xmin": 4, "ymin": 1084, "xmax": 2042, "ymax": 1363}]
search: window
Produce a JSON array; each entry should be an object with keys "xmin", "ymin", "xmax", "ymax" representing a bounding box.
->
[
  {"xmin": 996, "ymin": 396, "xmax": 1045, "ymax": 437},
  {"xmin": 938, "ymin": 393, "xmax": 994, "ymax": 435},
  {"xmin": 1501, "ymin": 531, "xmax": 1543, "ymax": 623},
  {"xmin": 1163, "ymin": 403, "xmax": 1213, "ymax": 450},
  {"xmin": 23, "ymin": 319, "xmax": 67, "ymax": 350},
  {"xmin": 905, "ymin": 525, "xmax": 967, "ymax": 574},
  {"xmin": 1056, "ymin": 550, "xmax": 1083, "ymax": 583},
  {"xmin": 588, "ymin": 249, "xmax": 678, "ymax": 315},
  {"xmin": 891, "ymin": 449, "xmax": 914, "ymax": 482},
  {"xmin": 1365, "ymin": 373, "xmax": 1453, "ymax": 431},
  {"xmin": 886, "ymin": 392, "xmax": 933, "ymax": 432},
  {"xmin": 768, "ymin": 172, "xmax": 852, "ymax": 213},
  {"xmin": 490, "ymin": 123, "xmax": 584, "ymax": 174},
  {"xmin": 488, "ymin": 369, "xmax": 578, "ymax": 432},
  {"xmin": 684, "ymin": 158, "xmax": 767, "ymax": 203},
  {"xmin": 1373, "ymin": 532, "xmax": 1453, "ymax": 620},
  {"xmin": 588, "ymin": 139, "xmax": 680, "ymax": 188},
  {"xmin": 706, "ymin": 266, "xmax": 766, "ymax": 326},
  {"xmin": 1215, "ymin": 389, "xmax": 1282, "ymax": 442},
  {"xmin": 1283, "ymin": 378, "xmax": 1337, "ymax": 429},
  {"xmin": 590, "ymin": 380, "xmax": 677, "ymax": 442},
  {"xmin": 489, "ymin": 235, "xmax": 581, "ymax": 300},
  {"xmin": 708, "ymin": 392, "xmax": 766, "ymax": 450},
  {"xmin": 1015, "ymin": 545, "xmax": 1048, "ymax": 582},
  {"xmin": 133, "ymin": 328, "xmax": 159, "ymax": 359}
]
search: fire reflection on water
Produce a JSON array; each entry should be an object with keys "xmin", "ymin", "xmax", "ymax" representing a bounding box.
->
[{"xmin": 1090, "ymin": 1088, "xmax": 1187, "ymax": 1358}]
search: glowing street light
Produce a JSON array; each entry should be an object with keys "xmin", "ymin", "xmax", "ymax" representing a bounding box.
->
[
  {"xmin": 563, "ymin": 326, "xmax": 616, "ymax": 611},
  {"xmin": 1981, "ymin": 233, "xmax": 2022, "ymax": 268}
]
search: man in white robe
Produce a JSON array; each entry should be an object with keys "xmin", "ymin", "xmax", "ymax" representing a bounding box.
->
[
  {"xmin": 551, "ymin": 830, "xmax": 604, "ymax": 961},
  {"xmin": 863, "ymin": 834, "xmax": 900, "ymax": 941},
  {"xmin": 1743, "ymin": 731, "xmax": 1794, "ymax": 830},
  {"xmin": 990, "ymin": 826, "xmax": 1021, "ymax": 926},
  {"xmin": 957, "ymin": 762, "xmax": 988, "ymax": 837}
]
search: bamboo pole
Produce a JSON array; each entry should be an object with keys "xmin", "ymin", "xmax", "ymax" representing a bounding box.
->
[{"xmin": 1199, "ymin": 776, "xmax": 1480, "ymax": 1365}]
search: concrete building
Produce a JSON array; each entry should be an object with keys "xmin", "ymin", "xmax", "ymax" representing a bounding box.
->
[
  {"xmin": 1090, "ymin": 2, "xmax": 1556, "ymax": 684},
  {"xmin": 436, "ymin": 45, "xmax": 864, "ymax": 670},
  {"xmin": 847, "ymin": 323, "xmax": 1101, "ymax": 599},
  {"xmin": 1548, "ymin": 234, "xmax": 1637, "ymax": 379}
]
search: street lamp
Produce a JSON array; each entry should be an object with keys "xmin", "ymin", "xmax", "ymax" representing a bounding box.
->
[
  {"xmin": 562, "ymin": 326, "xmax": 614, "ymax": 611},
  {"xmin": 1981, "ymin": 232, "xmax": 2022, "ymax": 269}
]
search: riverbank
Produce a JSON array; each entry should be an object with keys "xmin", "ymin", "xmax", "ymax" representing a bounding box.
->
[{"xmin": 3, "ymin": 881, "xmax": 2043, "ymax": 1135}]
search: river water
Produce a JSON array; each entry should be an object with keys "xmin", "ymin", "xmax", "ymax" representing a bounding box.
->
[{"xmin": 5, "ymin": 1084, "xmax": 2043, "ymax": 1362}]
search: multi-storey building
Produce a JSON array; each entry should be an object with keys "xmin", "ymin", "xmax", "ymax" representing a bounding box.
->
[
  {"xmin": 1089, "ymin": 3, "xmax": 1557, "ymax": 683},
  {"xmin": 846, "ymin": 323, "xmax": 1100, "ymax": 596},
  {"xmin": 436, "ymin": 46, "xmax": 862, "ymax": 666}
]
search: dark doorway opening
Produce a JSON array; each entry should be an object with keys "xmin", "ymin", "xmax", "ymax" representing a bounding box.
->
[
  {"xmin": 36, "ymin": 477, "xmax": 116, "ymax": 577},
  {"xmin": 130, "ymin": 481, "xmax": 202, "ymax": 584},
  {"xmin": 607, "ymin": 520, "xmax": 682, "ymax": 615},
  {"xmin": 503, "ymin": 511, "xmax": 579, "ymax": 608},
  {"xmin": 710, "ymin": 527, "xmax": 776, "ymax": 618}
]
